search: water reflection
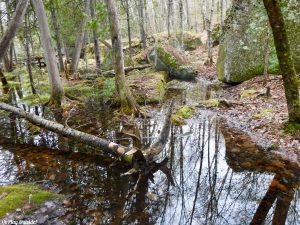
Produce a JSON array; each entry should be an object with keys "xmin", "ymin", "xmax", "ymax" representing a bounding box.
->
[{"xmin": 1, "ymin": 111, "xmax": 299, "ymax": 224}]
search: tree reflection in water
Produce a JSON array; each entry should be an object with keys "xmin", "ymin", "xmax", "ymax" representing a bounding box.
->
[{"xmin": 0, "ymin": 112, "xmax": 299, "ymax": 224}]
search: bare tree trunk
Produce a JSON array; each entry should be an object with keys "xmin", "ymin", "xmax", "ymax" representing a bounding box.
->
[
  {"xmin": 106, "ymin": 0, "xmax": 138, "ymax": 113},
  {"xmin": 124, "ymin": 0, "xmax": 132, "ymax": 55},
  {"xmin": 179, "ymin": 0, "xmax": 184, "ymax": 48},
  {"xmin": 263, "ymin": 0, "xmax": 300, "ymax": 123},
  {"xmin": 184, "ymin": 0, "xmax": 190, "ymax": 29},
  {"xmin": 137, "ymin": 0, "xmax": 147, "ymax": 49},
  {"xmin": 167, "ymin": 0, "xmax": 173, "ymax": 37},
  {"xmin": 0, "ymin": 0, "xmax": 29, "ymax": 62},
  {"xmin": 90, "ymin": 0, "xmax": 101, "ymax": 74},
  {"xmin": 69, "ymin": 0, "xmax": 90, "ymax": 76},
  {"xmin": 32, "ymin": 0, "xmax": 64, "ymax": 106},
  {"xmin": 49, "ymin": 0, "xmax": 64, "ymax": 73},
  {"xmin": 24, "ymin": 12, "xmax": 36, "ymax": 95},
  {"xmin": 3, "ymin": 0, "xmax": 15, "ymax": 72},
  {"xmin": 206, "ymin": 0, "xmax": 214, "ymax": 66}
]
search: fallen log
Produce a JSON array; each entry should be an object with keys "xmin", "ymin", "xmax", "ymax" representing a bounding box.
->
[
  {"xmin": 0, "ymin": 100, "xmax": 176, "ymax": 189},
  {"xmin": 81, "ymin": 64, "xmax": 153, "ymax": 79},
  {"xmin": 0, "ymin": 100, "xmax": 174, "ymax": 163},
  {"xmin": 0, "ymin": 101, "xmax": 130, "ymax": 159}
]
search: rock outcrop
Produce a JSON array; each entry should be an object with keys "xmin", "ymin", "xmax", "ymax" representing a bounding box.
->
[
  {"xmin": 217, "ymin": 0, "xmax": 300, "ymax": 83},
  {"xmin": 148, "ymin": 45, "xmax": 197, "ymax": 80}
]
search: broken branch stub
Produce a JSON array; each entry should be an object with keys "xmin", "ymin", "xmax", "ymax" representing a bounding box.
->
[{"xmin": 144, "ymin": 98, "xmax": 175, "ymax": 162}]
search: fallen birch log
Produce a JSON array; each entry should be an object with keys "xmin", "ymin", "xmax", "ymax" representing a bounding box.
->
[{"xmin": 0, "ymin": 99, "xmax": 174, "ymax": 163}]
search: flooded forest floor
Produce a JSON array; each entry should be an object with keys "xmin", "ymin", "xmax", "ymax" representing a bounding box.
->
[{"xmin": 0, "ymin": 43, "xmax": 300, "ymax": 224}]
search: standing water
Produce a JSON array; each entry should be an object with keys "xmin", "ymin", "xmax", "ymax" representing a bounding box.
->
[{"xmin": 0, "ymin": 79, "xmax": 299, "ymax": 224}]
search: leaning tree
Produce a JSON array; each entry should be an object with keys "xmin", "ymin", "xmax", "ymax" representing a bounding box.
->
[{"xmin": 263, "ymin": 0, "xmax": 300, "ymax": 123}]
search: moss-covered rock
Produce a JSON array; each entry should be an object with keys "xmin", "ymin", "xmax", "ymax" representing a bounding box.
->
[
  {"xmin": 217, "ymin": 0, "xmax": 300, "ymax": 83},
  {"xmin": 149, "ymin": 45, "xmax": 197, "ymax": 80},
  {"xmin": 0, "ymin": 184, "xmax": 61, "ymax": 218},
  {"xmin": 128, "ymin": 70, "xmax": 167, "ymax": 104}
]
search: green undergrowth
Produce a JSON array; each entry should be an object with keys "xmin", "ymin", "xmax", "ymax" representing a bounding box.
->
[
  {"xmin": 171, "ymin": 105, "xmax": 196, "ymax": 125},
  {"xmin": 283, "ymin": 122, "xmax": 300, "ymax": 135},
  {"xmin": 0, "ymin": 184, "xmax": 62, "ymax": 218},
  {"xmin": 96, "ymin": 77, "xmax": 116, "ymax": 99},
  {"xmin": 65, "ymin": 78, "xmax": 117, "ymax": 101},
  {"xmin": 19, "ymin": 94, "xmax": 50, "ymax": 106}
]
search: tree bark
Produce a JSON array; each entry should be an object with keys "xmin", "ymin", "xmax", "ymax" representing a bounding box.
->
[
  {"xmin": 31, "ymin": 0, "xmax": 64, "ymax": 106},
  {"xmin": 0, "ymin": 0, "xmax": 29, "ymax": 62},
  {"xmin": 137, "ymin": 0, "xmax": 147, "ymax": 49},
  {"xmin": 179, "ymin": 0, "xmax": 183, "ymax": 48},
  {"xmin": 49, "ymin": 0, "xmax": 65, "ymax": 73},
  {"xmin": 24, "ymin": 12, "xmax": 36, "ymax": 95},
  {"xmin": 90, "ymin": 0, "xmax": 101, "ymax": 74},
  {"xmin": 124, "ymin": 0, "xmax": 132, "ymax": 55},
  {"xmin": 184, "ymin": 0, "xmax": 190, "ymax": 29},
  {"xmin": 69, "ymin": 0, "xmax": 90, "ymax": 76},
  {"xmin": 167, "ymin": 0, "xmax": 173, "ymax": 37},
  {"xmin": 263, "ymin": 0, "xmax": 300, "ymax": 123},
  {"xmin": 106, "ymin": 0, "xmax": 138, "ymax": 113}
]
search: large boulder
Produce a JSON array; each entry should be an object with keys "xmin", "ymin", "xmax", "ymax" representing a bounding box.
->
[
  {"xmin": 217, "ymin": 0, "xmax": 300, "ymax": 84},
  {"xmin": 148, "ymin": 45, "xmax": 197, "ymax": 80}
]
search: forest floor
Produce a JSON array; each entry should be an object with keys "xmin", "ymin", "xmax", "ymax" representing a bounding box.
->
[{"xmin": 196, "ymin": 47, "xmax": 300, "ymax": 163}]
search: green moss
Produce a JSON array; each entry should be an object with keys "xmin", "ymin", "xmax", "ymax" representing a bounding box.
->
[
  {"xmin": 65, "ymin": 81, "xmax": 102, "ymax": 99},
  {"xmin": 252, "ymin": 108, "xmax": 274, "ymax": 119},
  {"xmin": 156, "ymin": 46, "xmax": 180, "ymax": 69},
  {"xmin": 171, "ymin": 114, "xmax": 186, "ymax": 125},
  {"xmin": 241, "ymin": 89, "xmax": 257, "ymax": 98},
  {"xmin": 0, "ymin": 184, "xmax": 62, "ymax": 218},
  {"xmin": 283, "ymin": 121, "xmax": 300, "ymax": 134},
  {"xmin": 200, "ymin": 99, "xmax": 221, "ymax": 107},
  {"xmin": 270, "ymin": 142, "xmax": 279, "ymax": 149},
  {"xmin": 171, "ymin": 105, "xmax": 196, "ymax": 125}
]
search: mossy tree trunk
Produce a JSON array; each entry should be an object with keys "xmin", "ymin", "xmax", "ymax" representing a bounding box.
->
[
  {"xmin": 106, "ymin": 0, "xmax": 138, "ymax": 113},
  {"xmin": 32, "ymin": 0, "xmax": 64, "ymax": 106},
  {"xmin": 263, "ymin": 0, "xmax": 300, "ymax": 123}
]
